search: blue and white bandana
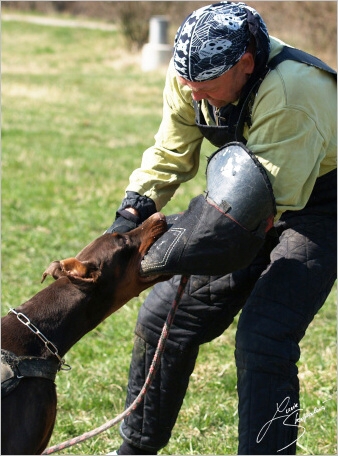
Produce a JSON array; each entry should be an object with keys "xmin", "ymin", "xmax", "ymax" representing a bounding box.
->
[{"xmin": 173, "ymin": 2, "xmax": 268, "ymax": 81}]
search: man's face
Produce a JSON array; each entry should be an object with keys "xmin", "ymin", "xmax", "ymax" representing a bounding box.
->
[{"xmin": 177, "ymin": 52, "xmax": 255, "ymax": 108}]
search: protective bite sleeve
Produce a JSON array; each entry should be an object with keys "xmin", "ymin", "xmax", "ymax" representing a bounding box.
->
[{"xmin": 140, "ymin": 142, "xmax": 276, "ymax": 276}]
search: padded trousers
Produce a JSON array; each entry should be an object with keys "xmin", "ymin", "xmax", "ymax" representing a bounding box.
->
[{"xmin": 119, "ymin": 170, "xmax": 336, "ymax": 454}]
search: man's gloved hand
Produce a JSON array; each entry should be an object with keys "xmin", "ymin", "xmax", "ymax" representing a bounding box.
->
[
  {"xmin": 106, "ymin": 209, "xmax": 141, "ymax": 233},
  {"xmin": 106, "ymin": 191, "xmax": 157, "ymax": 234}
]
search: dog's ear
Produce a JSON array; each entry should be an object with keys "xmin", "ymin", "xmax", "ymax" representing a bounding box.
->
[
  {"xmin": 60, "ymin": 258, "xmax": 101, "ymax": 282},
  {"xmin": 41, "ymin": 258, "xmax": 101, "ymax": 283},
  {"xmin": 41, "ymin": 261, "xmax": 64, "ymax": 283}
]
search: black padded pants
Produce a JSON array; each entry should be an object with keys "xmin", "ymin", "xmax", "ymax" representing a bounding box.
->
[{"xmin": 119, "ymin": 170, "xmax": 336, "ymax": 454}]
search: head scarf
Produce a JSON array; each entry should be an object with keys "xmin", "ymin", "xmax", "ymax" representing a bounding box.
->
[{"xmin": 173, "ymin": 1, "xmax": 269, "ymax": 81}]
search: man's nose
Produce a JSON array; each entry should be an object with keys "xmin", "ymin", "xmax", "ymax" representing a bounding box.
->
[{"xmin": 191, "ymin": 91, "xmax": 207, "ymax": 101}]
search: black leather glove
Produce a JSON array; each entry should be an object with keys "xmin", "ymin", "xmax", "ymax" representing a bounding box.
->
[
  {"xmin": 106, "ymin": 191, "xmax": 157, "ymax": 234},
  {"xmin": 106, "ymin": 209, "xmax": 140, "ymax": 234}
]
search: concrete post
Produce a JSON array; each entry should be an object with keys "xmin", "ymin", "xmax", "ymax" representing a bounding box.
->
[{"xmin": 141, "ymin": 16, "xmax": 172, "ymax": 72}]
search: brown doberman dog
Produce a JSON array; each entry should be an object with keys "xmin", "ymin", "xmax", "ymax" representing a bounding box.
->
[{"xmin": 1, "ymin": 213, "xmax": 168, "ymax": 455}]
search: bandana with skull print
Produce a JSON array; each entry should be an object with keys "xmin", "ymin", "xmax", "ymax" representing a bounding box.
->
[{"xmin": 173, "ymin": 1, "xmax": 269, "ymax": 81}]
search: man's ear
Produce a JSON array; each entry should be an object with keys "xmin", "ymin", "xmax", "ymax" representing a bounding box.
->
[
  {"xmin": 240, "ymin": 51, "xmax": 255, "ymax": 74},
  {"xmin": 41, "ymin": 258, "xmax": 101, "ymax": 283}
]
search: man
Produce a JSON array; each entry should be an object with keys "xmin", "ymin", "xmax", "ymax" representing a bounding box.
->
[{"xmin": 107, "ymin": 2, "xmax": 336, "ymax": 454}]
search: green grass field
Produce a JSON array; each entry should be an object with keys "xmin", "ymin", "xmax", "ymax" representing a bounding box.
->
[{"xmin": 2, "ymin": 13, "xmax": 336, "ymax": 455}]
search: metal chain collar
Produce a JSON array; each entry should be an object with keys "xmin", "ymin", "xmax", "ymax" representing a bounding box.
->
[{"xmin": 8, "ymin": 308, "xmax": 71, "ymax": 371}]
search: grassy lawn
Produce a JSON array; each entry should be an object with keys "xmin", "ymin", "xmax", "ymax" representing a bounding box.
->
[{"xmin": 1, "ymin": 13, "xmax": 336, "ymax": 455}]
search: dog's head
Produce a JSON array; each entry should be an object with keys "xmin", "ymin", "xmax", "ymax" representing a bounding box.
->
[{"xmin": 41, "ymin": 213, "xmax": 169, "ymax": 310}]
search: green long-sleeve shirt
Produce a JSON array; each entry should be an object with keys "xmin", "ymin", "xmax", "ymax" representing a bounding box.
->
[{"xmin": 126, "ymin": 37, "xmax": 337, "ymax": 221}]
